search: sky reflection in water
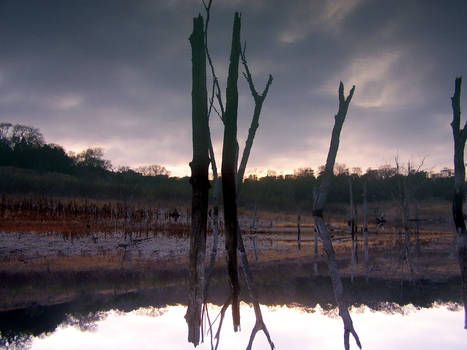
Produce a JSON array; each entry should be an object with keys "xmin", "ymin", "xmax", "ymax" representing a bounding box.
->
[{"xmin": 30, "ymin": 303, "xmax": 465, "ymax": 350}]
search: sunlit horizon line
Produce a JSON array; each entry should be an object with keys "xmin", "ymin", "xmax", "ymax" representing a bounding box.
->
[
  {"xmin": 53, "ymin": 140, "xmax": 453, "ymax": 179},
  {"xmin": 165, "ymin": 164, "xmax": 453, "ymax": 179}
]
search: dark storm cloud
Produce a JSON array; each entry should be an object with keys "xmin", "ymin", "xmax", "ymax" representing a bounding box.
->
[{"xmin": 0, "ymin": 0, "xmax": 466, "ymax": 175}]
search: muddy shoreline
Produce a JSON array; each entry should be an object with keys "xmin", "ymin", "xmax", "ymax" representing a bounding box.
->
[{"xmin": 0, "ymin": 230, "xmax": 460, "ymax": 312}]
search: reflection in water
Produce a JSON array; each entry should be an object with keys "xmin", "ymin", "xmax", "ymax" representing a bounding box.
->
[
  {"xmin": 0, "ymin": 274, "xmax": 465, "ymax": 349},
  {"xmin": 23, "ymin": 303, "xmax": 464, "ymax": 350},
  {"xmin": 0, "ymin": 270, "xmax": 465, "ymax": 350}
]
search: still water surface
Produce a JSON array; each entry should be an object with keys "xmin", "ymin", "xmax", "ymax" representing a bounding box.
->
[{"xmin": 28, "ymin": 302, "xmax": 464, "ymax": 350}]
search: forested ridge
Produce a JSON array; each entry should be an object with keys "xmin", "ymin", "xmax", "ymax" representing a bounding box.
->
[{"xmin": 0, "ymin": 122, "xmax": 455, "ymax": 208}]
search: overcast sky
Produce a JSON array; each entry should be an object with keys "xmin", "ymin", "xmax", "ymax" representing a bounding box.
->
[{"xmin": 1, "ymin": 0, "xmax": 466, "ymax": 176}]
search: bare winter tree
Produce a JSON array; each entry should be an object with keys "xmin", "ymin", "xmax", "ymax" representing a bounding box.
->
[
  {"xmin": 185, "ymin": 14, "xmax": 211, "ymax": 346},
  {"xmin": 450, "ymin": 76, "xmax": 467, "ymax": 329},
  {"xmin": 312, "ymin": 82, "xmax": 361, "ymax": 350},
  {"xmin": 221, "ymin": 11, "xmax": 242, "ymax": 331},
  {"xmin": 394, "ymin": 157, "xmax": 414, "ymax": 279}
]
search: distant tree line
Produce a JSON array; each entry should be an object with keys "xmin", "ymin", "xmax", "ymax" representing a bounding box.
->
[
  {"xmin": 239, "ymin": 169, "xmax": 454, "ymax": 211},
  {"xmin": 0, "ymin": 122, "xmax": 182, "ymax": 202},
  {"xmin": 0, "ymin": 122, "xmax": 169, "ymax": 176},
  {"xmin": 0, "ymin": 122, "xmax": 455, "ymax": 208}
]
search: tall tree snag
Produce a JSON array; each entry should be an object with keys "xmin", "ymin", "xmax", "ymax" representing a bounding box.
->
[
  {"xmin": 186, "ymin": 14, "xmax": 210, "ymax": 346},
  {"xmin": 450, "ymin": 76, "xmax": 467, "ymax": 329},
  {"xmin": 312, "ymin": 82, "xmax": 361, "ymax": 349},
  {"xmin": 221, "ymin": 12, "xmax": 242, "ymax": 331}
]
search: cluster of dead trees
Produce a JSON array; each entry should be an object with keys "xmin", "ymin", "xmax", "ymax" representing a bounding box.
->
[
  {"xmin": 0, "ymin": 195, "xmax": 189, "ymax": 238},
  {"xmin": 186, "ymin": 0, "xmax": 466, "ymax": 348},
  {"xmin": 186, "ymin": 1, "xmax": 275, "ymax": 348},
  {"xmin": 185, "ymin": 1, "xmax": 362, "ymax": 349}
]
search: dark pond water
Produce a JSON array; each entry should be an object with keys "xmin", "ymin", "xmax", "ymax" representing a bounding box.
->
[{"xmin": 1, "ymin": 275, "xmax": 465, "ymax": 349}]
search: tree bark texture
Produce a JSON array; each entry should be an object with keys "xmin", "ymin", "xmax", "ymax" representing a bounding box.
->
[
  {"xmin": 312, "ymin": 82, "xmax": 361, "ymax": 349},
  {"xmin": 450, "ymin": 76, "xmax": 467, "ymax": 329},
  {"xmin": 221, "ymin": 12, "xmax": 242, "ymax": 331},
  {"xmin": 186, "ymin": 14, "xmax": 210, "ymax": 346}
]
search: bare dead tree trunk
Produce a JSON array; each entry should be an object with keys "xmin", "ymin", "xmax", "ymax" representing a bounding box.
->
[
  {"xmin": 221, "ymin": 12, "xmax": 242, "ymax": 331},
  {"xmin": 402, "ymin": 163, "xmax": 414, "ymax": 279},
  {"xmin": 251, "ymin": 235, "xmax": 258, "ymax": 261},
  {"xmin": 363, "ymin": 180, "xmax": 369, "ymax": 282},
  {"xmin": 314, "ymin": 227, "xmax": 319, "ymax": 275},
  {"xmin": 414, "ymin": 201, "xmax": 420, "ymax": 256},
  {"xmin": 312, "ymin": 82, "xmax": 361, "ymax": 350},
  {"xmin": 349, "ymin": 178, "xmax": 356, "ymax": 283},
  {"xmin": 250, "ymin": 200, "xmax": 257, "ymax": 231},
  {"xmin": 186, "ymin": 14, "xmax": 210, "ymax": 346},
  {"xmin": 450, "ymin": 76, "xmax": 467, "ymax": 329},
  {"xmin": 297, "ymin": 214, "xmax": 301, "ymax": 250}
]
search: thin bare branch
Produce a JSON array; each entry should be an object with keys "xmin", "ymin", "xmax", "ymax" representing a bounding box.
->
[
  {"xmin": 238, "ymin": 230, "xmax": 275, "ymax": 350},
  {"xmin": 215, "ymin": 83, "xmax": 226, "ymax": 120},
  {"xmin": 212, "ymin": 104, "xmax": 223, "ymax": 120},
  {"xmin": 207, "ymin": 72, "xmax": 217, "ymax": 119},
  {"xmin": 415, "ymin": 156, "xmax": 427, "ymax": 173},
  {"xmin": 261, "ymin": 74, "xmax": 273, "ymax": 98},
  {"xmin": 240, "ymin": 42, "xmax": 259, "ymax": 100},
  {"xmin": 213, "ymin": 297, "xmax": 232, "ymax": 350},
  {"xmin": 203, "ymin": 0, "xmax": 225, "ymax": 123},
  {"xmin": 237, "ymin": 48, "xmax": 273, "ymax": 188},
  {"xmin": 201, "ymin": 0, "xmax": 211, "ymax": 11}
]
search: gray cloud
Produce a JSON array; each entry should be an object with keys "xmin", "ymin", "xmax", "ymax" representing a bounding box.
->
[{"xmin": 0, "ymin": 0, "xmax": 466, "ymax": 176}]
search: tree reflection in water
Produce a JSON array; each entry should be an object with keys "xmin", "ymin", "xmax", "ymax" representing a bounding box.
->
[
  {"xmin": 0, "ymin": 275, "xmax": 463, "ymax": 349},
  {"xmin": 1, "ymin": 302, "xmax": 464, "ymax": 350}
]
